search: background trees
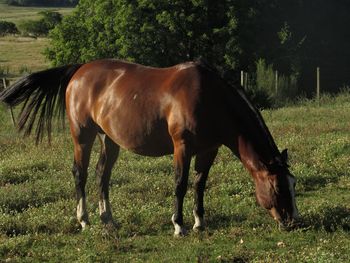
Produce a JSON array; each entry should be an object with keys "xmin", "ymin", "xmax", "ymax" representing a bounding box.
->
[
  {"xmin": 44, "ymin": 0, "xmax": 350, "ymax": 99},
  {"xmin": 19, "ymin": 11, "xmax": 62, "ymax": 37},
  {"xmin": 0, "ymin": 21, "xmax": 19, "ymax": 36}
]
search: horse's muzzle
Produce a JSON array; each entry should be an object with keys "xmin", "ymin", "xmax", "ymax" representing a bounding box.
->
[{"xmin": 270, "ymin": 207, "xmax": 301, "ymax": 231}]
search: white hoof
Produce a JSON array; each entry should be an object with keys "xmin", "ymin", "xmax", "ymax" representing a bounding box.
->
[
  {"xmin": 192, "ymin": 210, "xmax": 205, "ymax": 231},
  {"xmin": 80, "ymin": 220, "xmax": 90, "ymax": 230},
  {"xmin": 172, "ymin": 214, "xmax": 187, "ymax": 237}
]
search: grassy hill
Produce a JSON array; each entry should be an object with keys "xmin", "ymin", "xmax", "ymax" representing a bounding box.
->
[{"xmin": 0, "ymin": 93, "xmax": 349, "ymax": 262}]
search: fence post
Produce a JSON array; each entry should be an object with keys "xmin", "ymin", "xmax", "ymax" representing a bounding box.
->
[
  {"xmin": 244, "ymin": 72, "xmax": 248, "ymax": 90},
  {"xmin": 275, "ymin": 70, "xmax": 278, "ymax": 94},
  {"xmin": 2, "ymin": 78, "xmax": 16, "ymax": 127},
  {"xmin": 240, "ymin": 70, "xmax": 244, "ymax": 87},
  {"xmin": 316, "ymin": 67, "xmax": 320, "ymax": 103}
]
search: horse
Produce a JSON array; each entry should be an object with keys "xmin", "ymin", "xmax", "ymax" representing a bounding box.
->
[{"xmin": 0, "ymin": 59, "xmax": 299, "ymax": 236}]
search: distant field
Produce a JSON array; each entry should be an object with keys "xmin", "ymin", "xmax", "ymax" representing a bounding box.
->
[
  {"xmin": 0, "ymin": 36, "xmax": 49, "ymax": 76},
  {"xmin": 0, "ymin": 93, "xmax": 349, "ymax": 262},
  {"xmin": 0, "ymin": 3, "xmax": 74, "ymax": 25},
  {"xmin": 0, "ymin": 3, "xmax": 74, "ymax": 77}
]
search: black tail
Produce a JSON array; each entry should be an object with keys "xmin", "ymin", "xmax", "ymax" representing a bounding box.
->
[{"xmin": 0, "ymin": 64, "xmax": 83, "ymax": 143}]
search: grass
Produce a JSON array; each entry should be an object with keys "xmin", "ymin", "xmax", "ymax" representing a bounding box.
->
[
  {"xmin": 0, "ymin": 3, "xmax": 74, "ymax": 25},
  {"xmin": 0, "ymin": 4, "xmax": 349, "ymax": 260},
  {"xmin": 0, "ymin": 92, "xmax": 349, "ymax": 262},
  {"xmin": 0, "ymin": 2, "xmax": 74, "ymax": 78},
  {"xmin": 0, "ymin": 36, "xmax": 49, "ymax": 76}
]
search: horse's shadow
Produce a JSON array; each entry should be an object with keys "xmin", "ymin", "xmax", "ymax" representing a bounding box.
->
[{"xmin": 299, "ymin": 205, "xmax": 350, "ymax": 232}]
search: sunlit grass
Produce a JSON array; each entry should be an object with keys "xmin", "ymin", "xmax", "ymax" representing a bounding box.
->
[
  {"xmin": 0, "ymin": 93, "xmax": 349, "ymax": 261},
  {"xmin": 0, "ymin": 3, "xmax": 74, "ymax": 25},
  {"xmin": 0, "ymin": 36, "xmax": 49, "ymax": 77}
]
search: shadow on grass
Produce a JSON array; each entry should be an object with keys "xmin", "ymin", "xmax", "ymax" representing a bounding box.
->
[
  {"xmin": 298, "ymin": 174, "xmax": 339, "ymax": 192},
  {"xmin": 206, "ymin": 213, "xmax": 247, "ymax": 231},
  {"xmin": 0, "ymin": 162, "xmax": 51, "ymax": 186},
  {"xmin": 301, "ymin": 205, "xmax": 350, "ymax": 232},
  {"xmin": 198, "ymin": 254, "xmax": 249, "ymax": 263}
]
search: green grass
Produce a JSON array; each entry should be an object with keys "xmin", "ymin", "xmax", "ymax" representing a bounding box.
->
[
  {"xmin": 0, "ymin": 3, "xmax": 74, "ymax": 25},
  {"xmin": 0, "ymin": 93, "xmax": 349, "ymax": 262},
  {"xmin": 0, "ymin": 3, "xmax": 75, "ymax": 77},
  {"xmin": 0, "ymin": 36, "xmax": 49, "ymax": 76}
]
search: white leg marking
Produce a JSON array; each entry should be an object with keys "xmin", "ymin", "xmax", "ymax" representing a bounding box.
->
[
  {"xmin": 99, "ymin": 198, "xmax": 111, "ymax": 217},
  {"xmin": 99, "ymin": 198, "xmax": 113, "ymax": 222},
  {"xmin": 171, "ymin": 214, "xmax": 187, "ymax": 237},
  {"xmin": 193, "ymin": 210, "xmax": 205, "ymax": 231},
  {"xmin": 77, "ymin": 197, "xmax": 89, "ymax": 229}
]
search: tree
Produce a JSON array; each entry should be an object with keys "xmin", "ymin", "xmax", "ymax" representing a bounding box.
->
[
  {"xmin": 46, "ymin": 0, "xmax": 350, "ymax": 95},
  {"xmin": 0, "ymin": 21, "xmax": 19, "ymax": 36},
  {"xmin": 46, "ymin": 0, "xmax": 247, "ymax": 72},
  {"xmin": 19, "ymin": 11, "xmax": 62, "ymax": 37}
]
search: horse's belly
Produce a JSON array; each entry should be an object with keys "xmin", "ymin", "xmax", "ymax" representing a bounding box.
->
[{"xmin": 109, "ymin": 119, "xmax": 174, "ymax": 157}]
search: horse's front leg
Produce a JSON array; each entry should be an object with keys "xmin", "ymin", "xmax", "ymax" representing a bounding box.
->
[
  {"xmin": 193, "ymin": 149, "xmax": 218, "ymax": 231},
  {"xmin": 171, "ymin": 139, "xmax": 191, "ymax": 237},
  {"xmin": 95, "ymin": 133, "xmax": 120, "ymax": 227}
]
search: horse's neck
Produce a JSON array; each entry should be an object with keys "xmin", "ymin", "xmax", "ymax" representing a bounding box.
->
[{"xmin": 236, "ymin": 135, "xmax": 272, "ymax": 173}]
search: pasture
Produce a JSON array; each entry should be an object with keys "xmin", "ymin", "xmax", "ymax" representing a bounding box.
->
[
  {"xmin": 0, "ymin": 2, "xmax": 74, "ymax": 25},
  {"xmin": 0, "ymin": 93, "xmax": 349, "ymax": 262},
  {"xmin": 0, "ymin": 3, "xmax": 349, "ymax": 262},
  {"xmin": 0, "ymin": 1, "xmax": 74, "ymax": 76}
]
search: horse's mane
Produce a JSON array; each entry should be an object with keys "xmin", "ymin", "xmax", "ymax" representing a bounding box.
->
[{"xmin": 195, "ymin": 59, "xmax": 281, "ymax": 164}]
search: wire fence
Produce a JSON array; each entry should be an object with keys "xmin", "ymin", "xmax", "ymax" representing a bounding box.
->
[{"xmin": 240, "ymin": 66, "xmax": 350, "ymax": 102}]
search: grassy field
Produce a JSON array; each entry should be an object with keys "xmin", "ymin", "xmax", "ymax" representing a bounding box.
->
[
  {"xmin": 0, "ymin": 2, "xmax": 74, "ymax": 25},
  {"xmin": 0, "ymin": 3, "xmax": 349, "ymax": 262},
  {"xmin": 0, "ymin": 93, "xmax": 349, "ymax": 262},
  {"xmin": 0, "ymin": 2, "xmax": 74, "ymax": 77},
  {"xmin": 0, "ymin": 36, "xmax": 49, "ymax": 76}
]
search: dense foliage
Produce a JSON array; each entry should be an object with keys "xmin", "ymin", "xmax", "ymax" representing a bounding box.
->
[
  {"xmin": 0, "ymin": 21, "xmax": 18, "ymax": 36},
  {"xmin": 45, "ymin": 0, "xmax": 350, "ymax": 96},
  {"xmin": 5, "ymin": 0, "xmax": 78, "ymax": 6}
]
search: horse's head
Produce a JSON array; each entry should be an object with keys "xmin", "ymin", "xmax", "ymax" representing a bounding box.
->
[{"xmin": 253, "ymin": 149, "xmax": 299, "ymax": 229}]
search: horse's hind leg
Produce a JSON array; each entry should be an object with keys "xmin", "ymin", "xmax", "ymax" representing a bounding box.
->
[
  {"xmin": 193, "ymin": 149, "xmax": 218, "ymax": 231},
  {"xmin": 71, "ymin": 126, "xmax": 97, "ymax": 229},
  {"xmin": 95, "ymin": 133, "xmax": 120, "ymax": 226}
]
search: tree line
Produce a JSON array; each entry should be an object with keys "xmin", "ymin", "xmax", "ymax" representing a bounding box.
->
[
  {"xmin": 45, "ymin": 0, "xmax": 350, "ymax": 100},
  {"xmin": 0, "ymin": 11, "xmax": 62, "ymax": 37},
  {"xmin": 4, "ymin": 0, "xmax": 350, "ymax": 105},
  {"xmin": 5, "ymin": 0, "xmax": 78, "ymax": 6}
]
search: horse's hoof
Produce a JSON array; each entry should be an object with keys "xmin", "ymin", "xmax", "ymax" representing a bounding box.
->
[
  {"xmin": 103, "ymin": 220, "xmax": 118, "ymax": 229},
  {"xmin": 172, "ymin": 214, "xmax": 187, "ymax": 237},
  {"xmin": 174, "ymin": 228, "xmax": 187, "ymax": 237},
  {"xmin": 192, "ymin": 225, "xmax": 205, "ymax": 232},
  {"xmin": 80, "ymin": 220, "xmax": 90, "ymax": 230}
]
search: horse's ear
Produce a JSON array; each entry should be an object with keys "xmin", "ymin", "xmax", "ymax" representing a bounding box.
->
[{"xmin": 281, "ymin": 149, "xmax": 288, "ymax": 163}]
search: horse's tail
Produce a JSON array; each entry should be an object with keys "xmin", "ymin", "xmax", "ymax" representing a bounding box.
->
[{"xmin": 0, "ymin": 64, "xmax": 83, "ymax": 143}]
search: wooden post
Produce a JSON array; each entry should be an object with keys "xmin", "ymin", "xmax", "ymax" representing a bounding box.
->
[
  {"xmin": 2, "ymin": 78, "xmax": 16, "ymax": 127},
  {"xmin": 275, "ymin": 70, "xmax": 278, "ymax": 94},
  {"xmin": 240, "ymin": 70, "xmax": 244, "ymax": 87},
  {"xmin": 244, "ymin": 72, "xmax": 248, "ymax": 90},
  {"xmin": 316, "ymin": 67, "xmax": 320, "ymax": 103}
]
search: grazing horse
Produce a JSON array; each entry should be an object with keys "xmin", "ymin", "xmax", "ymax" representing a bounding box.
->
[{"xmin": 0, "ymin": 59, "xmax": 298, "ymax": 236}]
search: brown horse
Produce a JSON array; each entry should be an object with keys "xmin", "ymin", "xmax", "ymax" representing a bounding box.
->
[{"xmin": 0, "ymin": 59, "xmax": 298, "ymax": 236}]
